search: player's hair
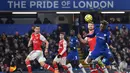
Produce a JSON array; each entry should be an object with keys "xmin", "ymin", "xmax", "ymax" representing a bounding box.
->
[
  {"xmin": 100, "ymin": 20, "xmax": 109, "ymax": 26},
  {"xmin": 60, "ymin": 32, "xmax": 65, "ymax": 35},
  {"xmin": 88, "ymin": 21, "xmax": 94, "ymax": 24},
  {"xmin": 34, "ymin": 26, "xmax": 40, "ymax": 29}
]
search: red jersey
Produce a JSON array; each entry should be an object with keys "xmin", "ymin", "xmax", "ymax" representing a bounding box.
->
[
  {"xmin": 84, "ymin": 30, "xmax": 96, "ymax": 51},
  {"xmin": 90, "ymin": 64, "xmax": 104, "ymax": 73},
  {"xmin": 31, "ymin": 33, "xmax": 46, "ymax": 50},
  {"xmin": 58, "ymin": 39, "xmax": 67, "ymax": 57}
]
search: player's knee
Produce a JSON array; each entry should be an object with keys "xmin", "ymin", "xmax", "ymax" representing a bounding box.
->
[
  {"xmin": 53, "ymin": 61, "xmax": 56, "ymax": 65},
  {"xmin": 84, "ymin": 60, "xmax": 88, "ymax": 64},
  {"xmin": 85, "ymin": 58, "xmax": 92, "ymax": 64},
  {"xmin": 25, "ymin": 58, "xmax": 29, "ymax": 63},
  {"xmin": 39, "ymin": 61, "xmax": 45, "ymax": 66}
]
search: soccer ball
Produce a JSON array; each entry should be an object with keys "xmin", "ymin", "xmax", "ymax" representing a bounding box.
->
[{"xmin": 84, "ymin": 14, "xmax": 93, "ymax": 23}]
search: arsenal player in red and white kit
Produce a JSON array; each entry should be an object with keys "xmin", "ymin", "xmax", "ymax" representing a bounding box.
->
[
  {"xmin": 78, "ymin": 22, "xmax": 106, "ymax": 73},
  {"xmin": 53, "ymin": 32, "xmax": 70, "ymax": 73},
  {"xmin": 25, "ymin": 26, "xmax": 55, "ymax": 73}
]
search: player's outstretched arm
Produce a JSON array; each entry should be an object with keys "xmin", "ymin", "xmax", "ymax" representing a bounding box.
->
[{"xmin": 77, "ymin": 34, "xmax": 87, "ymax": 44}]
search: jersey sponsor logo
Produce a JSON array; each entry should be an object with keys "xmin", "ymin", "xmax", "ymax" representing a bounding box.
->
[{"xmin": 97, "ymin": 36, "xmax": 105, "ymax": 40}]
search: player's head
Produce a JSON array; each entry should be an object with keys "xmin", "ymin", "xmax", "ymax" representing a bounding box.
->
[
  {"xmin": 59, "ymin": 32, "xmax": 65, "ymax": 40},
  {"xmin": 70, "ymin": 29, "xmax": 75, "ymax": 36},
  {"xmin": 100, "ymin": 20, "xmax": 108, "ymax": 31},
  {"xmin": 34, "ymin": 26, "xmax": 40, "ymax": 34},
  {"xmin": 88, "ymin": 22, "xmax": 94, "ymax": 31}
]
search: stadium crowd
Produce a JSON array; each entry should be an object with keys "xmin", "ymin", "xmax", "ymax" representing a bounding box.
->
[{"xmin": 0, "ymin": 24, "xmax": 130, "ymax": 72}]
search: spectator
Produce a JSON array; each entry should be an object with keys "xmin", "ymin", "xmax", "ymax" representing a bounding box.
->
[
  {"xmin": 43, "ymin": 18, "xmax": 51, "ymax": 24},
  {"xmin": 107, "ymin": 26, "xmax": 112, "ymax": 33},
  {"xmin": 120, "ymin": 25, "xmax": 128, "ymax": 36},
  {"xmin": 14, "ymin": 31, "xmax": 20, "ymax": 40},
  {"xmin": 113, "ymin": 26, "xmax": 120, "ymax": 36},
  {"xmin": 28, "ymin": 26, "xmax": 35, "ymax": 38},
  {"xmin": 34, "ymin": 18, "xmax": 42, "ymax": 24},
  {"xmin": 5, "ymin": 17, "xmax": 15, "ymax": 24},
  {"xmin": 0, "ymin": 18, "xmax": 4, "ymax": 24}
]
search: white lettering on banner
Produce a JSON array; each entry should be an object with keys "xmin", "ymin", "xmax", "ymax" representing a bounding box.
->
[
  {"xmin": 8, "ymin": 1, "xmax": 13, "ymax": 8},
  {"xmin": 73, "ymin": 1, "xmax": 78, "ymax": 8},
  {"xmin": 54, "ymin": 1, "xmax": 59, "ymax": 8},
  {"xmin": 7, "ymin": 1, "xmax": 113, "ymax": 9},
  {"xmin": 93, "ymin": 1, "xmax": 99, "ymax": 8},
  {"xmin": 47, "ymin": 1, "xmax": 53, "ymax": 8},
  {"xmin": 37, "ymin": 1, "xmax": 42, "ymax": 8},
  {"xmin": 61, "ymin": 1, "xmax": 70, "ymax": 8},
  {"xmin": 73, "ymin": 1, "xmax": 114, "ymax": 9},
  {"xmin": 8, "ymin": 1, "xmax": 27, "ymax": 8},
  {"xmin": 86, "ymin": 1, "xmax": 92, "ymax": 8},
  {"xmin": 30, "ymin": 1, "xmax": 59, "ymax": 8},
  {"xmin": 22, "ymin": 1, "xmax": 27, "ymax": 8},
  {"xmin": 79, "ymin": 1, "xmax": 86, "ymax": 8},
  {"xmin": 100, "ymin": 1, "xmax": 106, "ymax": 8},
  {"xmin": 30, "ymin": 1, "xmax": 36, "ymax": 8}
]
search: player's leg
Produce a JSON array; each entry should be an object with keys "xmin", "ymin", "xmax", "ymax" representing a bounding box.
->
[
  {"xmin": 95, "ymin": 56, "xmax": 109, "ymax": 73},
  {"xmin": 85, "ymin": 49, "xmax": 100, "ymax": 64},
  {"xmin": 37, "ymin": 51, "xmax": 54, "ymax": 72},
  {"xmin": 103, "ymin": 49, "xmax": 117, "ymax": 72},
  {"xmin": 85, "ymin": 49, "xmax": 101, "ymax": 73},
  {"xmin": 84, "ymin": 51, "xmax": 92, "ymax": 64},
  {"xmin": 72, "ymin": 51, "xmax": 86, "ymax": 73},
  {"xmin": 25, "ymin": 50, "xmax": 37, "ymax": 73},
  {"xmin": 60, "ymin": 57, "xmax": 71, "ymax": 73},
  {"xmin": 67, "ymin": 52, "xmax": 74, "ymax": 73},
  {"xmin": 78, "ymin": 63, "xmax": 86, "ymax": 73},
  {"xmin": 53, "ymin": 56, "xmax": 61, "ymax": 73}
]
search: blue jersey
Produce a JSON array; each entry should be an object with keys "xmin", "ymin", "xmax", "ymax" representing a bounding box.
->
[
  {"xmin": 67, "ymin": 36, "xmax": 79, "ymax": 61},
  {"xmin": 87, "ymin": 29, "xmax": 113, "ymax": 61},
  {"xmin": 70, "ymin": 36, "xmax": 79, "ymax": 50},
  {"xmin": 87, "ymin": 29, "xmax": 111, "ymax": 50}
]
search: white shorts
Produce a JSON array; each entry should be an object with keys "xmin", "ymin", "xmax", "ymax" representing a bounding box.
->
[
  {"xmin": 27, "ymin": 50, "xmax": 46, "ymax": 63},
  {"xmin": 53, "ymin": 56, "xmax": 66, "ymax": 65}
]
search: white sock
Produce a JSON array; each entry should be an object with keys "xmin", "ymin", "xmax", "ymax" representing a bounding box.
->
[
  {"xmin": 67, "ymin": 63, "xmax": 73, "ymax": 73},
  {"xmin": 103, "ymin": 67, "xmax": 109, "ymax": 73},
  {"xmin": 79, "ymin": 63, "xmax": 86, "ymax": 73}
]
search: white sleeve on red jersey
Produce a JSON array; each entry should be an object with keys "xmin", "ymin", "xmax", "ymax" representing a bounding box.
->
[
  {"xmin": 40, "ymin": 34, "xmax": 46, "ymax": 41},
  {"xmin": 59, "ymin": 40, "xmax": 67, "ymax": 55},
  {"xmin": 84, "ymin": 37, "xmax": 88, "ymax": 41}
]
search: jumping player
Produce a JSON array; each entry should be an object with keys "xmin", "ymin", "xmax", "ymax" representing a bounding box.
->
[
  {"xmin": 67, "ymin": 29, "xmax": 86, "ymax": 73},
  {"xmin": 53, "ymin": 32, "xmax": 71, "ymax": 73},
  {"xmin": 86, "ymin": 20, "xmax": 114, "ymax": 72},
  {"xmin": 78, "ymin": 22, "xmax": 108, "ymax": 73},
  {"xmin": 25, "ymin": 26, "xmax": 55, "ymax": 73}
]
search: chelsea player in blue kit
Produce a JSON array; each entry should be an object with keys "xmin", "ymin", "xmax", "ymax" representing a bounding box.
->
[
  {"xmin": 67, "ymin": 30, "xmax": 86, "ymax": 73},
  {"xmin": 86, "ymin": 20, "xmax": 114, "ymax": 70}
]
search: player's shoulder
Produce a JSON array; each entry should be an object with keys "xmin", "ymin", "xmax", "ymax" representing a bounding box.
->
[{"xmin": 63, "ymin": 39, "xmax": 67, "ymax": 43}]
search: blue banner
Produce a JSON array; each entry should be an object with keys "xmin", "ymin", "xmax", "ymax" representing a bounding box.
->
[
  {"xmin": 0, "ymin": 0, "xmax": 129, "ymax": 11},
  {"xmin": 0, "ymin": 24, "xmax": 57, "ymax": 35}
]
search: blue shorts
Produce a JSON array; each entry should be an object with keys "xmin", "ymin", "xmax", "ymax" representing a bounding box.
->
[
  {"xmin": 102, "ymin": 58, "xmax": 111, "ymax": 66},
  {"xmin": 67, "ymin": 50, "xmax": 79, "ymax": 61},
  {"xmin": 89, "ymin": 48, "xmax": 113, "ymax": 60}
]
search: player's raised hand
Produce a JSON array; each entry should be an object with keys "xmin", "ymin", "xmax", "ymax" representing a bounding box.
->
[{"xmin": 77, "ymin": 34, "xmax": 82, "ymax": 38}]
